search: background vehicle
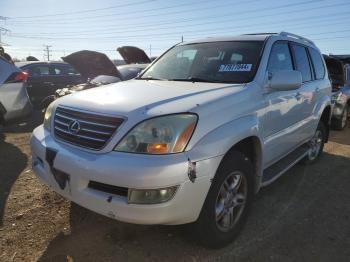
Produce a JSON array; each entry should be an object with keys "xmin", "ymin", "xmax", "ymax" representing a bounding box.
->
[
  {"xmin": 40, "ymin": 46, "xmax": 151, "ymax": 107},
  {"xmin": 31, "ymin": 32, "xmax": 331, "ymax": 248},
  {"xmin": 16, "ymin": 61, "xmax": 83, "ymax": 107},
  {"xmin": 0, "ymin": 57, "xmax": 32, "ymax": 125},
  {"xmin": 323, "ymin": 55, "xmax": 350, "ymax": 130}
]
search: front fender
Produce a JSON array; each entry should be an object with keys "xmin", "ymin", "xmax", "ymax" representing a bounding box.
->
[{"xmin": 187, "ymin": 114, "xmax": 262, "ymax": 162}]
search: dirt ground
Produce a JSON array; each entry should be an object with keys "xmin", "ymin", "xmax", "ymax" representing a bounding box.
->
[{"xmin": 1, "ymin": 111, "xmax": 350, "ymax": 262}]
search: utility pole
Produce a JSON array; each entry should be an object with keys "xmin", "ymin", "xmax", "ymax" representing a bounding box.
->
[
  {"xmin": 149, "ymin": 44, "xmax": 152, "ymax": 58},
  {"xmin": 0, "ymin": 27, "xmax": 10, "ymax": 46},
  {"xmin": 181, "ymin": 35, "xmax": 184, "ymax": 42},
  {"xmin": 43, "ymin": 45, "xmax": 52, "ymax": 61}
]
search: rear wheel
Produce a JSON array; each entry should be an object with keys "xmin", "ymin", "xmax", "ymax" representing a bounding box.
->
[
  {"xmin": 302, "ymin": 121, "xmax": 326, "ymax": 164},
  {"xmin": 194, "ymin": 151, "xmax": 254, "ymax": 248}
]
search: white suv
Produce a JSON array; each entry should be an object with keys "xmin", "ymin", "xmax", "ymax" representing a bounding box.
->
[{"xmin": 31, "ymin": 32, "xmax": 331, "ymax": 247}]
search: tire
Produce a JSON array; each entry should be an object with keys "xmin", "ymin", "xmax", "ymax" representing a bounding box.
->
[
  {"xmin": 302, "ymin": 121, "xmax": 326, "ymax": 165},
  {"xmin": 194, "ymin": 151, "xmax": 254, "ymax": 248},
  {"xmin": 332, "ymin": 106, "xmax": 348, "ymax": 130}
]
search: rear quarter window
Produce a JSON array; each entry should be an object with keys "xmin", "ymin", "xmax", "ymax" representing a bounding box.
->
[
  {"xmin": 291, "ymin": 44, "xmax": 312, "ymax": 82},
  {"xmin": 308, "ymin": 48, "xmax": 325, "ymax": 80}
]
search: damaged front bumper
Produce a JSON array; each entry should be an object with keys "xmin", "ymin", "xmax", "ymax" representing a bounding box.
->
[{"xmin": 31, "ymin": 125, "xmax": 221, "ymax": 225}]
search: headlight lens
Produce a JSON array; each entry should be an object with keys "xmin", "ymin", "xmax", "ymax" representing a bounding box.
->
[
  {"xmin": 115, "ymin": 114, "xmax": 197, "ymax": 154},
  {"xmin": 43, "ymin": 102, "xmax": 55, "ymax": 131}
]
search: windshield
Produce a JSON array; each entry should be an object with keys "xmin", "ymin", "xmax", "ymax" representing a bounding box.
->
[{"xmin": 141, "ymin": 41, "xmax": 264, "ymax": 83}]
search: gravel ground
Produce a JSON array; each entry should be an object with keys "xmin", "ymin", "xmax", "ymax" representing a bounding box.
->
[{"xmin": 1, "ymin": 112, "xmax": 350, "ymax": 262}]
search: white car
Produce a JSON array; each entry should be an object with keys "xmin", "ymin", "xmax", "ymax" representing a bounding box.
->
[
  {"xmin": 31, "ymin": 32, "xmax": 331, "ymax": 247},
  {"xmin": 0, "ymin": 57, "xmax": 32, "ymax": 125}
]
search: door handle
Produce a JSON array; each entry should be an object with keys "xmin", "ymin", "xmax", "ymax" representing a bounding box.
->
[{"xmin": 315, "ymin": 87, "xmax": 320, "ymax": 92}]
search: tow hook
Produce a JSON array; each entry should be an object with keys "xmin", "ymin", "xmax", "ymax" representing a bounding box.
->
[{"xmin": 188, "ymin": 159, "xmax": 197, "ymax": 183}]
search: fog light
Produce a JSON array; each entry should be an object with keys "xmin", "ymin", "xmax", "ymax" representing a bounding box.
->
[{"xmin": 128, "ymin": 186, "xmax": 178, "ymax": 204}]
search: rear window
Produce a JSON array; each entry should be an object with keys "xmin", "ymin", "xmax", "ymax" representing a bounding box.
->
[
  {"xmin": 141, "ymin": 41, "xmax": 264, "ymax": 84},
  {"xmin": 308, "ymin": 48, "xmax": 325, "ymax": 80},
  {"xmin": 291, "ymin": 45, "xmax": 312, "ymax": 82}
]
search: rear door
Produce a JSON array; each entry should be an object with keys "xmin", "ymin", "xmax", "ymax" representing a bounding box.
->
[
  {"xmin": 23, "ymin": 63, "xmax": 53, "ymax": 104},
  {"xmin": 290, "ymin": 44, "xmax": 323, "ymax": 140},
  {"xmin": 262, "ymin": 41, "xmax": 304, "ymax": 167},
  {"xmin": 49, "ymin": 63, "xmax": 82, "ymax": 90}
]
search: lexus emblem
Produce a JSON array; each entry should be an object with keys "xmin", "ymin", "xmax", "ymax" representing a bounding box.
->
[{"xmin": 68, "ymin": 120, "xmax": 81, "ymax": 134}]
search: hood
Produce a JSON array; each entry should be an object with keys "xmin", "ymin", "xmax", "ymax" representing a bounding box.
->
[
  {"xmin": 117, "ymin": 46, "xmax": 151, "ymax": 64},
  {"xmin": 62, "ymin": 50, "xmax": 121, "ymax": 80},
  {"xmin": 57, "ymin": 79, "xmax": 245, "ymax": 117}
]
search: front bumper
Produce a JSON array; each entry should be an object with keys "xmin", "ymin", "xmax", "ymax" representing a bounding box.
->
[{"xmin": 31, "ymin": 126, "xmax": 221, "ymax": 225}]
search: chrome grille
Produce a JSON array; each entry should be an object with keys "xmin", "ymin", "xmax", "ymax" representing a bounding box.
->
[{"xmin": 54, "ymin": 106, "xmax": 124, "ymax": 150}]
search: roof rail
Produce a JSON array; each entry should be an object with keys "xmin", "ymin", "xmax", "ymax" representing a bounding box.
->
[
  {"xmin": 279, "ymin": 31, "xmax": 315, "ymax": 46},
  {"xmin": 242, "ymin": 33, "xmax": 278, "ymax": 36}
]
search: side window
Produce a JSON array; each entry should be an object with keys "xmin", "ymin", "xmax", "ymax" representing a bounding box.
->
[
  {"xmin": 267, "ymin": 42, "xmax": 293, "ymax": 72},
  {"xmin": 51, "ymin": 64, "xmax": 80, "ymax": 76},
  {"xmin": 308, "ymin": 48, "xmax": 325, "ymax": 80},
  {"xmin": 25, "ymin": 65, "xmax": 50, "ymax": 76},
  {"xmin": 291, "ymin": 45, "xmax": 312, "ymax": 82}
]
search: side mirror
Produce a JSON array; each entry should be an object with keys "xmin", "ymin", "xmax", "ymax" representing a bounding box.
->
[{"xmin": 269, "ymin": 70, "xmax": 302, "ymax": 91}]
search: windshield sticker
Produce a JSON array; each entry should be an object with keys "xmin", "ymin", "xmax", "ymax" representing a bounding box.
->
[{"xmin": 218, "ymin": 64, "xmax": 252, "ymax": 72}]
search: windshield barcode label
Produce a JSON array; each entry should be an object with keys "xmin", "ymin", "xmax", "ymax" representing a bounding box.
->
[{"xmin": 218, "ymin": 64, "xmax": 252, "ymax": 72}]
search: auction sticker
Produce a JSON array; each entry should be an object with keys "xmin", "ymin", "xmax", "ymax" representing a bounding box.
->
[{"xmin": 218, "ymin": 64, "xmax": 252, "ymax": 72}]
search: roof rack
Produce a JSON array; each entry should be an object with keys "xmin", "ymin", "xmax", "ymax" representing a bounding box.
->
[
  {"xmin": 242, "ymin": 33, "xmax": 278, "ymax": 36},
  {"xmin": 279, "ymin": 31, "xmax": 315, "ymax": 46}
]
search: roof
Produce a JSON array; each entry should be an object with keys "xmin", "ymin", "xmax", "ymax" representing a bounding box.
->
[
  {"xmin": 179, "ymin": 34, "xmax": 271, "ymax": 45},
  {"xmin": 15, "ymin": 61, "xmax": 68, "ymax": 68}
]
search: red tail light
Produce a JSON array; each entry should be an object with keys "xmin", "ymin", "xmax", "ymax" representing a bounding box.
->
[
  {"xmin": 4, "ymin": 71, "xmax": 28, "ymax": 83},
  {"xmin": 15, "ymin": 72, "xmax": 28, "ymax": 82}
]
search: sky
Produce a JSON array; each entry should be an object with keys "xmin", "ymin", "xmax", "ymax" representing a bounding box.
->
[{"xmin": 1, "ymin": 0, "xmax": 350, "ymax": 61}]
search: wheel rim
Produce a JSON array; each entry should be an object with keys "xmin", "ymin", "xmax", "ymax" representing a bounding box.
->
[
  {"xmin": 342, "ymin": 107, "xmax": 348, "ymax": 128},
  {"xmin": 215, "ymin": 171, "xmax": 247, "ymax": 232},
  {"xmin": 308, "ymin": 130, "xmax": 323, "ymax": 161}
]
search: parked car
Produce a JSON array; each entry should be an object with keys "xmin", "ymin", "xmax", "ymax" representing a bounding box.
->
[
  {"xmin": 41, "ymin": 47, "xmax": 151, "ymax": 106},
  {"xmin": 323, "ymin": 55, "xmax": 350, "ymax": 130},
  {"xmin": 0, "ymin": 57, "xmax": 32, "ymax": 125},
  {"xmin": 16, "ymin": 61, "xmax": 84, "ymax": 107},
  {"xmin": 31, "ymin": 32, "xmax": 331, "ymax": 248}
]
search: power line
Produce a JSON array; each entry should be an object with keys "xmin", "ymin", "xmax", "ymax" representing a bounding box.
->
[
  {"xmin": 15, "ymin": 2, "xmax": 350, "ymax": 38},
  {"xmin": 8, "ymin": 9, "xmax": 350, "ymax": 41},
  {"xmin": 10, "ymin": 0, "xmax": 158, "ymax": 19},
  {"xmin": 7, "ymin": 0, "xmax": 260, "ymax": 25}
]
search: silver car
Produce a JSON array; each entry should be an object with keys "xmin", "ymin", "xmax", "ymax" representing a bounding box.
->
[
  {"xmin": 324, "ymin": 55, "xmax": 350, "ymax": 130},
  {"xmin": 0, "ymin": 57, "xmax": 32, "ymax": 125}
]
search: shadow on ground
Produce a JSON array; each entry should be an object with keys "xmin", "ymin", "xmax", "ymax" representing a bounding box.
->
[
  {"xmin": 0, "ymin": 138, "xmax": 27, "ymax": 226},
  {"xmin": 38, "ymin": 147, "xmax": 350, "ymax": 262},
  {"xmin": 3, "ymin": 110, "xmax": 43, "ymax": 134}
]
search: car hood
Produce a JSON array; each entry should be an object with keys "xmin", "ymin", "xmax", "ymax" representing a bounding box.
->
[
  {"xmin": 62, "ymin": 50, "xmax": 121, "ymax": 80},
  {"xmin": 57, "ymin": 79, "xmax": 246, "ymax": 117},
  {"xmin": 117, "ymin": 46, "xmax": 151, "ymax": 64}
]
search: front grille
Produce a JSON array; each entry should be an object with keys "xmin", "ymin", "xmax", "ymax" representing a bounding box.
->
[
  {"xmin": 88, "ymin": 181, "xmax": 128, "ymax": 197},
  {"xmin": 54, "ymin": 106, "xmax": 124, "ymax": 150}
]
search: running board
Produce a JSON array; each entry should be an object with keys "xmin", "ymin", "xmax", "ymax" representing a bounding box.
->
[{"xmin": 261, "ymin": 144, "xmax": 309, "ymax": 187}]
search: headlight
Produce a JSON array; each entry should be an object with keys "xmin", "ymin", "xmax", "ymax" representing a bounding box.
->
[
  {"xmin": 43, "ymin": 102, "xmax": 55, "ymax": 131},
  {"xmin": 115, "ymin": 114, "xmax": 197, "ymax": 154}
]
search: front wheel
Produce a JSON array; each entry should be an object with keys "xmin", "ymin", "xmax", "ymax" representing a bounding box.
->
[
  {"xmin": 194, "ymin": 151, "xmax": 254, "ymax": 248},
  {"xmin": 302, "ymin": 121, "xmax": 326, "ymax": 164}
]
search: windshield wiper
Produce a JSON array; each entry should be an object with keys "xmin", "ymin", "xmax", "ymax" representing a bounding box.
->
[
  {"xmin": 136, "ymin": 76, "xmax": 165, "ymax": 81},
  {"xmin": 169, "ymin": 77, "xmax": 229, "ymax": 83}
]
